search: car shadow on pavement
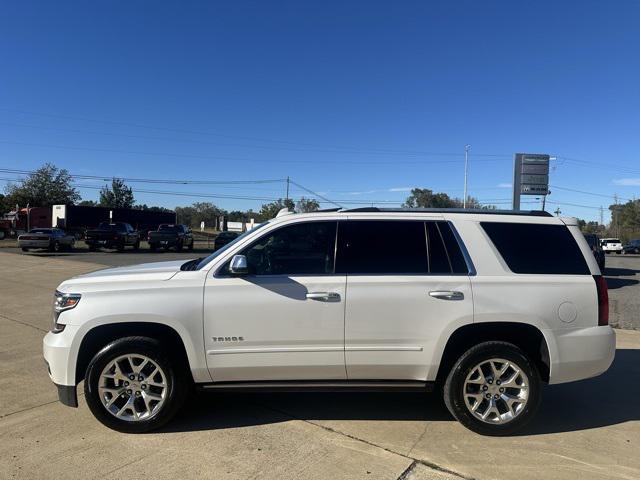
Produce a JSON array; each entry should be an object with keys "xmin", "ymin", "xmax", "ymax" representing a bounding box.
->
[
  {"xmin": 161, "ymin": 348, "xmax": 639, "ymax": 436},
  {"xmin": 605, "ymin": 267, "xmax": 639, "ymax": 277},
  {"xmin": 605, "ymin": 277, "xmax": 639, "ymax": 289}
]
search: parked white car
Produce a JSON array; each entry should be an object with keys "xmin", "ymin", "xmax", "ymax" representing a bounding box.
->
[
  {"xmin": 19, "ymin": 228, "xmax": 75, "ymax": 252},
  {"xmin": 43, "ymin": 208, "xmax": 615, "ymax": 435},
  {"xmin": 600, "ymin": 238, "xmax": 623, "ymax": 254}
]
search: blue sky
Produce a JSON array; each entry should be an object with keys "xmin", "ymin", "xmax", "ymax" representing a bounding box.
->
[{"xmin": 1, "ymin": 1, "xmax": 639, "ymax": 221}]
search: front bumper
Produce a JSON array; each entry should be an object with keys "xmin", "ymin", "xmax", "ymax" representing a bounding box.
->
[
  {"xmin": 19, "ymin": 240, "xmax": 50, "ymax": 248},
  {"xmin": 43, "ymin": 327, "xmax": 80, "ymax": 407},
  {"xmin": 545, "ymin": 326, "xmax": 616, "ymax": 384}
]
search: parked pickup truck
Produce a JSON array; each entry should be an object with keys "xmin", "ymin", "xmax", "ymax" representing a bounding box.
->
[
  {"xmin": 148, "ymin": 224, "xmax": 194, "ymax": 252},
  {"xmin": 85, "ymin": 222, "xmax": 140, "ymax": 251}
]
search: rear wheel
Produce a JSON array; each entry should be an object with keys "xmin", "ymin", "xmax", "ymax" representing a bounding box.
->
[
  {"xmin": 187, "ymin": 239, "xmax": 194, "ymax": 251},
  {"xmin": 116, "ymin": 242, "xmax": 125, "ymax": 252},
  {"xmin": 84, "ymin": 336, "xmax": 187, "ymax": 433},
  {"xmin": 443, "ymin": 341, "xmax": 541, "ymax": 436},
  {"xmin": 149, "ymin": 244, "xmax": 157, "ymax": 252}
]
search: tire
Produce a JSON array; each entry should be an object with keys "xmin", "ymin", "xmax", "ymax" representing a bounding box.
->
[
  {"xmin": 133, "ymin": 240, "xmax": 140, "ymax": 251},
  {"xmin": 89, "ymin": 245, "xmax": 98, "ymax": 252},
  {"xmin": 149, "ymin": 244, "xmax": 157, "ymax": 252},
  {"xmin": 187, "ymin": 239, "xmax": 194, "ymax": 251},
  {"xmin": 116, "ymin": 242, "xmax": 125, "ymax": 252},
  {"xmin": 84, "ymin": 336, "xmax": 188, "ymax": 433},
  {"xmin": 49, "ymin": 241, "xmax": 60, "ymax": 252},
  {"xmin": 21, "ymin": 247, "xmax": 29, "ymax": 252},
  {"xmin": 443, "ymin": 341, "xmax": 541, "ymax": 436},
  {"xmin": 175, "ymin": 240, "xmax": 183, "ymax": 252}
]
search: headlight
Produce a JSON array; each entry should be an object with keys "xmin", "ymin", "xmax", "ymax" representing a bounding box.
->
[{"xmin": 52, "ymin": 291, "xmax": 81, "ymax": 333}]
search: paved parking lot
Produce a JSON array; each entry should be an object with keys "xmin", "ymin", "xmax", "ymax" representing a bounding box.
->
[{"xmin": 1, "ymin": 249, "xmax": 639, "ymax": 479}]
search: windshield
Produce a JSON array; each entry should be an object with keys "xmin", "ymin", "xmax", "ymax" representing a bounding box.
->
[
  {"xmin": 603, "ymin": 239, "xmax": 621, "ymax": 244},
  {"xmin": 196, "ymin": 223, "xmax": 268, "ymax": 270},
  {"xmin": 98, "ymin": 223, "xmax": 125, "ymax": 231}
]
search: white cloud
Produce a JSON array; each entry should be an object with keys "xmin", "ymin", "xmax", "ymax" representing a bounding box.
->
[
  {"xmin": 388, "ymin": 187, "xmax": 412, "ymax": 192},
  {"xmin": 497, "ymin": 182, "xmax": 512, "ymax": 188},
  {"xmin": 613, "ymin": 178, "xmax": 640, "ymax": 186}
]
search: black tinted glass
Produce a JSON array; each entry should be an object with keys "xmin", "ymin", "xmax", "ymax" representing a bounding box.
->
[
  {"xmin": 481, "ymin": 222, "xmax": 590, "ymax": 275},
  {"xmin": 425, "ymin": 222, "xmax": 451, "ymax": 274},
  {"xmin": 436, "ymin": 221, "xmax": 468, "ymax": 274},
  {"xmin": 336, "ymin": 221, "xmax": 428, "ymax": 274},
  {"xmin": 241, "ymin": 221, "xmax": 336, "ymax": 275}
]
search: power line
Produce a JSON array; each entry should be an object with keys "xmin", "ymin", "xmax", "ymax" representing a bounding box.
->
[
  {"xmin": 550, "ymin": 184, "xmax": 633, "ymax": 202},
  {"xmin": 0, "ymin": 107, "xmax": 513, "ymax": 158},
  {"xmin": 0, "ymin": 120, "xmax": 513, "ymax": 159},
  {"xmin": 0, "ymin": 139, "xmax": 511, "ymax": 166}
]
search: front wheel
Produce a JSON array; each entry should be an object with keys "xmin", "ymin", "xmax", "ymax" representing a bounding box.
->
[
  {"xmin": 443, "ymin": 341, "xmax": 541, "ymax": 436},
  {"xmin": 84, "ymin": 337, "xmax": 188, "ymax": 433},
  {"xmin": 133, "ymin": 240, "xmax": 140, "ymax": 251}
]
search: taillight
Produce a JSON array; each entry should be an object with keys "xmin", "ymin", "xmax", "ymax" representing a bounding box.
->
[{"xmin": 593, "ymin": 275, "xmax": 609, "ymax": 326}]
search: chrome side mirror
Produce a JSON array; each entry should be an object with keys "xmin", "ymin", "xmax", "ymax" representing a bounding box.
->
[{"xmin": 229, "ymin": 254, "xmax": 248, "ymax": 275}]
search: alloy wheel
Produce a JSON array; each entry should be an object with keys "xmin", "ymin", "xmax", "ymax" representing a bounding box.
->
[
  {"xmin": 98, "ymin": 354, "xmax": 167, "ymax": 422},
  {"xmin": 463, "ymin": 358, "xmax": 529, "ymax": 424}
]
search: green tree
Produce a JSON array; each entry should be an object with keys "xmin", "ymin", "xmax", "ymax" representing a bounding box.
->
[
  {"xmin": 259, "ymin": 198, "xmax": 295, "ymax": 220},
  {"xmin": 137, "ymin": 204, "xmax": 173, "ymax": 212},
  {"xmin": 296, "ymin": 197, "xmax": 320, "ymax": 213},
  {"xmin": 609, "ymin": 199, "xmax": 640, "ymax": 242},
  {"xmin": 99, "ymin": 178, "xmax": 135, "ymax": 209},
  {"xmin": 402, "ymin": 188, "xmax": 459, "ymax": 208},
  {"xmin": 176, "ymin": 202, "xmax": 224, "ymax": 229},
  {"xmin": 78, "ymin": 200, "xmax": 98, "ymax": 207},
  {"xmin": 4, "ymin": 163, "xmax": 80, "ymax": 207},
  {"xmin": 0, "ymin": 193, "xmax": 9, "ymax": 214}
]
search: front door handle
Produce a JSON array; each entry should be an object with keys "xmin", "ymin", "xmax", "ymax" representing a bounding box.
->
[
  {"xmin": 306, "ymin": 292, "xmax": 341, "ymax": 302},
  {"xmin": 429, "ymin": 290, "xmax": 464, "ymax": 301}
]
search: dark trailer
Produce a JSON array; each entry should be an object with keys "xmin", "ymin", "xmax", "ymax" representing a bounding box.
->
[{"xmin": 52, "ymin": 205, "xmax": 176, "ymax": 236}]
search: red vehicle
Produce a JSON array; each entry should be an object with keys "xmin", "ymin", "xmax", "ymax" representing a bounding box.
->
[{"xmin": 0, "ymin": 207, "xmax": 51, "ymax": 238}]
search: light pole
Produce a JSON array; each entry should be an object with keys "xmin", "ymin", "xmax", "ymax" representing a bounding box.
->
[{"xmin": 463, "ymin": 145, "xmax": 471, "ymax": 208}]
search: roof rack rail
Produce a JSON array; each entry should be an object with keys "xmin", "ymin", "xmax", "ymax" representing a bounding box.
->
[{"xmin": 334, "ymin": 207, "xmax": 553, "ymax": 217}]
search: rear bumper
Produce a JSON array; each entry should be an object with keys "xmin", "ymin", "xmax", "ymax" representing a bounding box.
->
[
  {"xmin": 149, "ymin": 238, "xmax": 179, "ymax": 246},
  {"xmin": 544, "ymin": 326, "xmax": 616, "ymax": 384}
]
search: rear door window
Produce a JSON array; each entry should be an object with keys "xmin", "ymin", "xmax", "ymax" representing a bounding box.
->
[
  {"xmin": 481, "ymin": 222, "xmax": 590, "ymax": 275},
  {"xmin": 336, "ymin": 220, "xmax": 428, "ymax": 274}
]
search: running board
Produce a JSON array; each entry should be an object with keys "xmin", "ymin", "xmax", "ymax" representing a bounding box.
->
[{"xmin": 198, "ymin": 380, "xmax": 434, "ymax": 393}]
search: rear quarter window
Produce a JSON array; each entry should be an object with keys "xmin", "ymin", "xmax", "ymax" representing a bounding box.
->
[{"xmin": 481, "ymin": 222, "xmax": 590, "ymax": 275}]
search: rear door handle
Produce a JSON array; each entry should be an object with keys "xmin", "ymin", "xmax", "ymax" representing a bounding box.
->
[
  {"xmin": 306, "ymin": 292, "xmax": 341, "ymax": 302},
  {"xmin": 429, "ymin": 291, "xmax": 464, "ymax": 301}
]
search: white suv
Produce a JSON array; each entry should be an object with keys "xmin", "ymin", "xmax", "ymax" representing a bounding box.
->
[
  {"xmin": 43, "ymin": 208, "xmax": 615, "ymax": 435},
  {"xmin": 600, "ymin": 238, "xmax": 623, "ymax": 254}
]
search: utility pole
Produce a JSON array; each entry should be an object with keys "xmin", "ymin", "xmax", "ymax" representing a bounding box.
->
[
  {"xmin": 614, "ymin": 193, "xmax": 619, "ymax": 238},
  {"xmin": 599, "ymin": 206, "xmax": 604, "ymax": 226},
  {"xmin": 285, "ymin": 176, "xmax": 290, "ymax": 202},
  {"xmin": 554, "ymin": 207, "xmax": 562, "ymax": 217},
  {"xmin": 463, "ymin": 145, "xmax": 470, "ymax": 208}
]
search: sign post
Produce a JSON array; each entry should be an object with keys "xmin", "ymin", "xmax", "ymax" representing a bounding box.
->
[{"xmin": 513, "ymin": 153, "xmax": 550, "ymax": 210}]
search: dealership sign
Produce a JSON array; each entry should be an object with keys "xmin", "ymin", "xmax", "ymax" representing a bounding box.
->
[{"xmin": 513, "ymin": 153, "xmax": 550, "ymax": 209}]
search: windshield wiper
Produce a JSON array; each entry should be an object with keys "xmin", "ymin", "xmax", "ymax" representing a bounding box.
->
[{"xmin": 180, "ymin": 257, "xmax": 204, "ymax": 271}]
